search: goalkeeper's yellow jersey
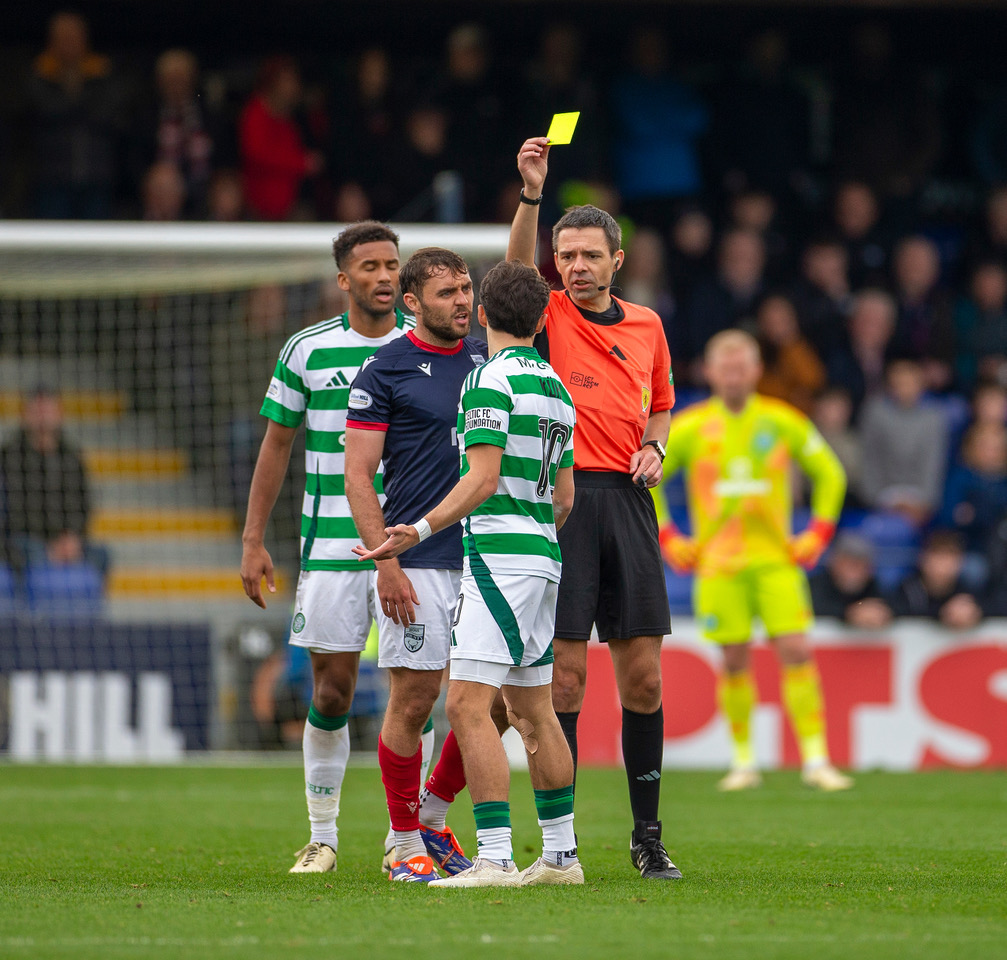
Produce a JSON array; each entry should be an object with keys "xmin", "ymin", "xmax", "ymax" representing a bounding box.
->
[{"xmin": 655, "ymin": 394, "xmax": 846, "ymax": 576}]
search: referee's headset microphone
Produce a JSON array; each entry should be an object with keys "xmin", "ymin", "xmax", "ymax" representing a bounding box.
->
[{"xmin": 597, "ymin": 257, "xmax": 623, "ymax": 292}]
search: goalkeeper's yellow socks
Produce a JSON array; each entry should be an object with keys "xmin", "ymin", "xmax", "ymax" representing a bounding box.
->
[
  {"xmin": 782, "ymin": 661, "xmax": 828, "ymax": 768},
  {"xmin": 718, "ymin": 670, "xmax": 756, "ymax": 770}
]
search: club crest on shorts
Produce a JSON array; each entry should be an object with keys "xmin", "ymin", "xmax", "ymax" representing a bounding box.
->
[
  {"xmin": 292, "ymin": 612, "xmax": 306, "ymax": 634},
  {"xmin": 403, "ymin": 623, "xmax": 425, "ymax": 652}
]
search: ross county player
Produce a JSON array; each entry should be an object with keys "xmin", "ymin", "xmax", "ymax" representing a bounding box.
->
[
  {"xmin": 240, "ymin": 221, "xmax": 427, "ymax": 874},
  {"xmin": 357, "ymin": 259, "xmax": 582, "ymax": 888},
  {"xmin": 344, "ymin": 247, "xmax": 487, "ymax": 882}
]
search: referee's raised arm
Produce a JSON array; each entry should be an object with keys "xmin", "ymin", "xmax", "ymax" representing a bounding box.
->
[{"xmin": 507, "ymin": 137, "xmax": 551, "ymax": 265}]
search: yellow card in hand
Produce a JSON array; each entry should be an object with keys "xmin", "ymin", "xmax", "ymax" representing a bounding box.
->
[{"xmin": 546, "ymin": 111, "xmax": 580, "ymax": 145}]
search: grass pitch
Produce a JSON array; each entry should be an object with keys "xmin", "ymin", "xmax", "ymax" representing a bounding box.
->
[{"xmin": 1, "ymin": 764, "xmax": 1004, "ymax": 960}]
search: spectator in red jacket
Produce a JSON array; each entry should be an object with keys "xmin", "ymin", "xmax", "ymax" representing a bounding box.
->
[{"xmin": 239, "ymin": 55, "xmax": 322, "ymax": 220}]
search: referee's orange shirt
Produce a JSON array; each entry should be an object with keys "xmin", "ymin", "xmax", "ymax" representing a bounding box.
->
[{"xmin": 544, "ymin": 290, "xmax": 675, "ymax": 473}]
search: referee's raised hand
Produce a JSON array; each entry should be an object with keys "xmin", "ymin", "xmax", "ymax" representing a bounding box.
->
[{"xmin": 517, "ymin": 137, "xmax": 550, "ymax": 195}]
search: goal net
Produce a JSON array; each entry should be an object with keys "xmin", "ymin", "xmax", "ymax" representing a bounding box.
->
[{"xmin": 0, "ymin": 220, "xmax": 509, "ymax": 761}]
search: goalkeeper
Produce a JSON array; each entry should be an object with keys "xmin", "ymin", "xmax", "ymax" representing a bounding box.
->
[{"xmin": 656, "ymin": 329, "xmax": 853, "ymax": 791}]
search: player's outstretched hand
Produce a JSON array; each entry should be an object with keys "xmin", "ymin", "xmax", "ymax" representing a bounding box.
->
[
  {"xmin": 241, "ymin": 541, "xmax": 276, "ymax": 609},
  {"xmin": 517, "ymin": 137, "xmax": 550, "ymax": 195},
  {"xmin": 659, "ymin": 525, "xmax": 698, "ymax": 573},
  {"xmin": 353, "ymin": 524, "xmax": 420, "ymax": 563}
]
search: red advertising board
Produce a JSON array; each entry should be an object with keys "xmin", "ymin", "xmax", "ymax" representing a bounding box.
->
[{"xmin": 575, "ymin": 621, "xmax": 1007, "ymax": 770}]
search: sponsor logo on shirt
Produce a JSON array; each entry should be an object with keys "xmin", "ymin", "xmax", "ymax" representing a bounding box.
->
[
  {"xmin": 713, "ymin": 456, "xmax": 771, "ymax": 497},
  {"xmin": 569, "ymin": 371, "xmax": 601, "ymax": 389},
  {"xmin": 417, "ymin": 362, "xmax": 432, "ymax": 376},
  {"xmin": 348, "ymin": 388, "xmax": 373, "ymax": 409},
  {"xmin": 469, "ymin": 354, "xmax": 486, "ymax": 365},
  {"xmin": 465, "ymin": 407, "xmax": 502, "ymax": 431},
  {"xmin": 267, "ymin": 382, "xmax": 279, "ymax": 397}
]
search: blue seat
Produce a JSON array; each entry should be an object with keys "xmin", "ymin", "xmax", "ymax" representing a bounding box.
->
[
  {"xmin": 24, "ymin": 562, "xmax": 104, "ymax": 616},
  {"xmin": 875, "ymin": 564, "xmax": 912, "ymax": 591},
  {"xmin": 672, "ymin": 387, "xmax": 709, "ymax": 411},
  {"xmin": 924, "ymin": 392, "xmax": 971, "ymax": 436},
  {"xmin": 849, "ymin": 511, "xmax": 921, "ymax": 581},
  {"xmin": 665, "ymin": 568, "xmax": 694, "ymax": 616},
  {"xmin": 0, "ymin": 562, "xmax": 17, "ymax": 613},
  {"xmin": 853, "ymin": 511, "xmax": 921, "ymax": 550},
  {"xmin": 350, "ymin": 659, "xmax": 388, "ymax": 718}
]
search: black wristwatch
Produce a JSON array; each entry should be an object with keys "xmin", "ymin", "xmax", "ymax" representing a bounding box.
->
[
  {"xmin": 642, "ymin": 439, "xmax": 666, "ymax": 461},
  {"xmin": 519, "ymin": 188, "xmax": 544, "ymax": 206}
]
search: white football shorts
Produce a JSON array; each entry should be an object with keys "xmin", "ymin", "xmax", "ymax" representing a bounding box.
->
[
  {"xmin": 374, "ymin": 567, "xmax": 461, "ymax": 670},
  {"xmin": 449, "ymin": 573, "xmax": 557, "ymax": 688},
  {"xmin": 288, "ymin": 569, "xmax": 377, "ymax": 652}
]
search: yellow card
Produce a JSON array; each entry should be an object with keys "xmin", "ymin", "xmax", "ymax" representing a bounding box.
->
[{"xmin": 546, "ymin": 111, "xmax": 580, "ymax": 145}]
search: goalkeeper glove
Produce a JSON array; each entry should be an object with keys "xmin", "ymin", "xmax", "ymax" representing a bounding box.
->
[
  {"xmin": 659, "ymin": 523, "xmax": 698, "ymax": 573},
  {"xmin": 788, "ymin": 518, "xmax": 836, "ymax": 569}
]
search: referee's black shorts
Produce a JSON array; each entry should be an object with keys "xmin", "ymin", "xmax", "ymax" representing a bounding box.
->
[{"xmin": 555, "ymin": 471, "xmax": 671, "ymax": 643}]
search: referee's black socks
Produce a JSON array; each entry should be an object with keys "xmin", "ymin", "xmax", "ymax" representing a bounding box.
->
[
  {"xmin": 622, "ymin": 705, "xmax": 664, "ymax": 823},
  {"xmin": 556, "ymin": 711, "xmax": 580, "ymax": 787}
]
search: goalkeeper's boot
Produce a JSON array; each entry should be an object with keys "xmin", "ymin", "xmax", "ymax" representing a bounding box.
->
[
  {"xmin": 419, "ymin": 824, "xmax": 472, "ymax": 876},
  {"xmin": 630, "ymin": 821, "xmax": 683, "ymax": 880},
  {"xmin": 718, "ymin": 767, "xmax": 763, "ymax": 792},
  {"xmin": 388, "ymin": 854, "xmax": 438, "ymax": 882},
  {"xmin": 802, "ymin": 763, "xmax": 854, "ymax": 792},
  {"xmin": 289, "ymin": 842, "xmax": 336, "ymax": 873}
]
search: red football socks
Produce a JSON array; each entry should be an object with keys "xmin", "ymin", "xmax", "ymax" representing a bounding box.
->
[{"xmin": 378, "ymin": 736, "xmax": 423, "ymax": 831}]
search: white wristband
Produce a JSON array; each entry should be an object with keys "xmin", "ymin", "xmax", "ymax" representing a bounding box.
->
[{"xmin": 413, "ymin": 518, "xmax": 433, "ymax": 542}]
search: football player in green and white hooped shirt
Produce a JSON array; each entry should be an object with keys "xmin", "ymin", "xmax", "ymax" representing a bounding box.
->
[
  {"xmin": 356, "ymin": 260, "xmax": 583, "ymax": 888},
  {"xmin": 241, "ymin": 221, "xmax": 429, "ymax": 875}
]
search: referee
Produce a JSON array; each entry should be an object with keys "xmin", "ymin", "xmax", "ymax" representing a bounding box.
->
[{"xmin": 507, "ymin": 136, "xmax": 681, "ymax": 880}]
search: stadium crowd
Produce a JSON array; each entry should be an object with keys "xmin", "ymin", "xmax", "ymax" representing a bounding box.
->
[{"xmin": 7, "ymin": 10, "xmax": 1007, "ymax": 615}]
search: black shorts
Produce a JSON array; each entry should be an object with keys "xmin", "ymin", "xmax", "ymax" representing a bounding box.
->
[{"xmin": 556, "ymin": 471, "xmax": 671, "ymax": 642}]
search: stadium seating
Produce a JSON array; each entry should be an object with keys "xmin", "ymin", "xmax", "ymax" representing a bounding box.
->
[
  {"xmin": 665, "ymin": 568, "xmax": 694, "ymax": 615},
  {"xmin": 0, "ymin": 563, "xmax": 17, "ymax": 614},
  {"xmin": 841, "ymin": 510, "xmax": 921, "ymax": 589},
  {"xmin": 24, "ymin": 562, "xmax": 105, "ymax": 617}
]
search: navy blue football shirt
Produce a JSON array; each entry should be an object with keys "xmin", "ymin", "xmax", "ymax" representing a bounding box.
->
[{"xmin": 346, "ymin": 330, "xmax": 486, "ymax": 569}]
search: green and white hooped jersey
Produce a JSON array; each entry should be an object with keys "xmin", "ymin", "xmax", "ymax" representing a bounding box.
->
[
  {"xmin": 458, "ymin": 345, "xmax": 576, "ymax": 584},
  {"xmin": 260, "ymin": 309, "xmax": 415, "ymax": 570}
]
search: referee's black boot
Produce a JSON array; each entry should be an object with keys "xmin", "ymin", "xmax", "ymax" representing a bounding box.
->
[{"xmin": 630, "ymin": 820, "xmax": 683, "ymax": 880}]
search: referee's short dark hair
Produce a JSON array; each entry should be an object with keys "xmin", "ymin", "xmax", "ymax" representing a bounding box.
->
[
  {"xmin": 478, "ymin": 260, "xmax": 552, "ymax": 338},
  {"xmin": 331, "ymin": 221, "xmax": 400, "ymax": 270},
  {"xmin": 399, "ymin": 247, "xmax": 469, "ymax": 297},
  {"xmin": 552, "ymin": 204, "xmax": 622, "ymax": 255}
]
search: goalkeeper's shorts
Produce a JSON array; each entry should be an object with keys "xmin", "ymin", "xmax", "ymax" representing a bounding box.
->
[{"xmin": 694, "ymin": 563, "xmax": 812, "ymax": 644}]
